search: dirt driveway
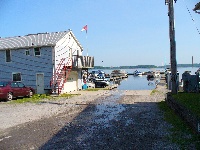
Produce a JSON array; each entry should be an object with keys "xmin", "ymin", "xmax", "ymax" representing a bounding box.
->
[{"xmin": 0, "ymin": 84, "xmax": 180, "ymax": 150}]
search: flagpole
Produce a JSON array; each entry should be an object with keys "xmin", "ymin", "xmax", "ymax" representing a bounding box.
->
[
  {"xmin": 81, "ymin": 25, "xmax": 88, "ymax": 56},
  {"xmin": 86, "ymin": 32, "xmax": 88, "ymax": 56}
]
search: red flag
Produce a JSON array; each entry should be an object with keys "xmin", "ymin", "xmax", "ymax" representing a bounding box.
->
[{"xmin": 81, "ymin": 25, "xmax": 88, "ymax": 33}]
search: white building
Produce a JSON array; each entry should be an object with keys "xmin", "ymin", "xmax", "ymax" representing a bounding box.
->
[{"xmin": 0, "ymin": 30, "xmax": 94, "ymax": 94}]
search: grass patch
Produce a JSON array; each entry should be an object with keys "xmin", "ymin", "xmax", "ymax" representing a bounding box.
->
[
  {"xmin": 158, "ymin": 101, "xmax": 200, "ymax": 149},
  {"xmin": 8, "ymin": 93, "xmax": 79, "ymax": 104},
  {"xmin": 83, "ymin": 88, "xmax": 109, "ymax": 91},
  {"xmin": 8, "ymin": 94, "xmax": 51, "ymax": 104},
  {"xmin": 172, "ymin": 93, "xmax": 200, "ymax": 118},
  {"xmin": 150, "ymin": 89, "xmax": 159, "ymax": 95},
  {"xmin": 83, "ymin": 88, "xmax": 100, "ymax": 91},
  {"xmin": 59, "ymin": 93, "xmax": 80, "ymax": 97}
]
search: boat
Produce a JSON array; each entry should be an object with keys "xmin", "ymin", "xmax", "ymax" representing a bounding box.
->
[
  {"xmin": 86, "ymin": 81, "xmax": 95, "ymax": 88},
  {"xmin": 154, "ymin": 70, "xmax": 161, "ymax": 78},
  {"xmin": 133, "ymin": 70, "xmax": 142, "ymax": 76},
  {"xmin": 97, "ymin": 70, "xmax": 105, "ymax": 79},
  {"xmin": 105, "ymin": 73, "xmax": 110, "ymax": 78},
  {"xmin": 119, "ymin": 70, "xmax": 128, "ymax": 78},
  {"xmin": 110, "ymin": 70, "xmax": 128, "ymax": 78},
  {"xmin": 91, "ymin": 70, "xmax": 99, "ymax": 78},
  {"xmin": 90, "ymin": 70, "xmax": 105, "ymax": 79},
  {"xmin": 93, "ymin": 78, "xmax": 110, "ymax": 88},
  {"xmin": 146, "ymin": 71, "xmax": 155, "ymax": 81}
]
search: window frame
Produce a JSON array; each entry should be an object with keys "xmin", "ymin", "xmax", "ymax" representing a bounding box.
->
[
  {"xmin": 25, "ymin": 49, "xmax": 30, "ymax": 56},
  {"xmin": 34, "ymin": 47, "xmax": 41, "ymax": 56},
  {"xmin": 12, "ymin": 72, "xmax": 22, "ymax": 82},
  {"xmin": 5, "ymin": 49, "xmax": 11, "ymax": 62}
]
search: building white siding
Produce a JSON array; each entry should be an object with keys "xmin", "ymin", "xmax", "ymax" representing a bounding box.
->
[
  {"xmin": 77, "ymin": 70, "xmax": 82, "ymax": 90},
  {"xmin": 54, "ymin": 32, "xmax": 83, "ymax": 93},
  {"xmin": 63, "ymin": 71, "xmax": 78, "ymax": 93},
  {"xmin": 54, "ymin": 32, "xmax": 83, "ymax": 68}
]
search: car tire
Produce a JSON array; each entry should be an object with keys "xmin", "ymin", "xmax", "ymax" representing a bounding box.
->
[
  {"xmin": 7, "ymin": 92, "xmax": 13, "ymax": 101},
  {"xmin": 28, "ymin": 90, "xmax": 33, "ymax": 98}
]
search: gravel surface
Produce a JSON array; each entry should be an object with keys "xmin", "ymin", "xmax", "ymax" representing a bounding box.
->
[
  {"xmin": 0, "ymin": 83, "xmax": 181, "ymax": 150},
  {"xmin": 0, "ymin": 90, "xmax": 111, "ymax": 131}
]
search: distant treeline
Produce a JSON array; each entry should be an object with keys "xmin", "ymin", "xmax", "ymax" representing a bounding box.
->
[{"xmin": 93, "ymin": 64, "xmax": 200, "ymax": 69}]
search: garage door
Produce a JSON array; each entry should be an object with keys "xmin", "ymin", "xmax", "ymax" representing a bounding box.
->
[{"xmin": 63, "ymin": 71, "xmax": 78, "ymax": 93}]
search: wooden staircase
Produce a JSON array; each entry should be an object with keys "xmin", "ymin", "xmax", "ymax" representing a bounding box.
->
[{"xmin": 50, "ymin": 58, "xmax": 72, "ymax": 94}]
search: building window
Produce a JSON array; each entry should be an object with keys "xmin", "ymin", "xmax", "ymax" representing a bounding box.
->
[
  {"xmin": 12, "ymin": 73, "xmax": 21, "ymax": 81},
  {"xmin": 6, "ymin": 50, "xmax": 11, "ymax": 62},
  {"xmin": 34, "ymin": 47, "xmax": 41, "ymax": 56},
  {"xmin": 25, "ymin": 49, "xmax": 30, "ymax": 56}
]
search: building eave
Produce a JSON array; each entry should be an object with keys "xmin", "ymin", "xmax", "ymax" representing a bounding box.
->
[
  {"xmin": 0, "ymin": 44, "xmax": 56, "ymax": 50},
  {"xmin": 69, "ymin": 31, "xmax": 84, "ymax": 51}
]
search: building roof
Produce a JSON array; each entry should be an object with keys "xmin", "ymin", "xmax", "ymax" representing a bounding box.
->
[{"xmin": 0, "ymin": 30, "xmax": 83, "ymax": 50}]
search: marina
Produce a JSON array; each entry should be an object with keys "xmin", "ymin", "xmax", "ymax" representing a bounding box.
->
[
  {"xmin": 84, "ymin": 67, "xmax": 200, "ymax": 91},
  {"xmin": 84, "ymin": 68, "xmax": 164, "ymax": 90}
]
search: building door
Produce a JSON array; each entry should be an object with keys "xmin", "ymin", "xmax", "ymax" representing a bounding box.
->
[
  {"xmin": 64, "ymin": 71, "xmax": 78, "ymax": 93},
  {"xmin": 36, "ymin": 73, "xmax": 44, "ymax": 94}
]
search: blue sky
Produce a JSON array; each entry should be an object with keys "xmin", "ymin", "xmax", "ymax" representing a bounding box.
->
[{"xmin": 0, "ymin": 0, "xmax": 200, "ymax": 67}]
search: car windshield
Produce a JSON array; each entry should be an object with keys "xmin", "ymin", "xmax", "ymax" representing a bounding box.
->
[{"xmin": 0, "ymin": 81, "xmax": 9, "ymax": 87}]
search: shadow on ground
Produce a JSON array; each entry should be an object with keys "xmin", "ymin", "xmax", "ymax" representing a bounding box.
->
[
  {"xmin": 38, "ymin": 102, "xmax": 176, "ymax": 149},
  {"xmin": 0, "ymin": 92, "xmax": 179, "ymax": 150}
]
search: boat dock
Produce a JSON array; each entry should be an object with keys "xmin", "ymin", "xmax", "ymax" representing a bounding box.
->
[
  {"xmin": 127, "ymin": 71, "xmax": 165, "ymax": 76},
  {"xmin": 110, "ymin": 76, "xmax": 125, "ymax": 81},
  {"xmin": 107, "ymin": 84, "xmax": 118, "ymax": 90}
]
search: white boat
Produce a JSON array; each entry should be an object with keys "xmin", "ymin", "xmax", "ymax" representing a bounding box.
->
[
  {"xmin": 93, "ymin": 78, "xmax": 110, "ymax": 88},
  {"xmin": 133, "ymin": 70, "xmax": 142, "ymax": 76},
  {"xmin": 154, "ymin": 70, "xmax": 161, "ymax": 78},
  {"xmin": 86, "ymin": 81, "xmax": 95, "ymax": 88},
  {"xmin": 90, "ymin": 70, "xmax": 105, "ymax": 79}
]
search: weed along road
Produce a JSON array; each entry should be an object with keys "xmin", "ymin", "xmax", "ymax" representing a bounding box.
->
[{"xmin": 0, "ymin": 84, "xmax": 180, "ymax": 149}]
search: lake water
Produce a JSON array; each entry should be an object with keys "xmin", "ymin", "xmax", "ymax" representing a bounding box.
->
[
  {"xmin": 91, "ymin": 67, "xmax": 200, "ymax": 90},
  {"xmin": 112, "ymin": 75, "xmax": 157, "ymax": 90}
]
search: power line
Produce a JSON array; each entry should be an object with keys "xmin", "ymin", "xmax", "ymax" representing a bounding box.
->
[{"xmin": 183, "ymin": 0, "xmax": 200, "ymax": 35}]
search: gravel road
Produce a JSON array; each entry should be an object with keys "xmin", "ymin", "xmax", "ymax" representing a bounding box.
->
[{"xmin": 0, "ymin": 83, "xmax": 181, "ymax": 150}]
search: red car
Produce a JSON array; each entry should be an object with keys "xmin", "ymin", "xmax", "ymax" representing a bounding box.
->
[{"xmin": 0, "ymin": 81, "xmax": 35, "ymax": 101}]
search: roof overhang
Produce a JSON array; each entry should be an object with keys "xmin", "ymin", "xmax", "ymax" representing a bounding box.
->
[
  {"xmin": 0, "ymin": 44, "xmax": 55, "ymax": 51},
  {"xmin": 69, "ymin": 31, "xmax": 84, "ymax": 51}
]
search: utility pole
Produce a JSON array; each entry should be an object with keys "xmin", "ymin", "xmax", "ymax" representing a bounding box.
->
[{"xmin": 165, "ymin": 0, "xmax": 178, "ymax": 94}]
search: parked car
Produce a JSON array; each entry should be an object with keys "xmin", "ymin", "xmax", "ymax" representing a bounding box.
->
[{"xmin": 0, "ymin": 81, "xmax": 35, "ymax": 101}]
